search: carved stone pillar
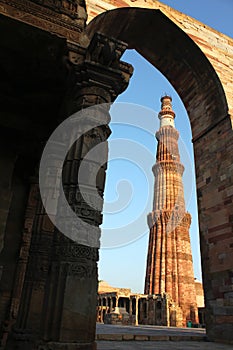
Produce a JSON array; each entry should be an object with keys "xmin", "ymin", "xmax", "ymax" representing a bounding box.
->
[
  {"xmin": 5, "ymin": 178, "xmax": 55, "ymax": 350},
  {"xmin": 4, "ymin": 33, "xmax": 132, "ymax": 350},
  {"xmin": 1, "ymin": 178, "xmax": 39, "ymax": 348},
  {"xmin": 106, "ymin": 298, "xmax": 109, "ymax": 314},
  {"xmin": 135, "ymin": 296, "xmax": 139, "ymax": 326},
  {"xmin": 100, "ymin": 298, "xmax": 103, "ymax": 323},
  {"xmin": 43, "ymin": 33, "xmax": 132, "ymax": 348},
  {"xmin": 109, "ymin": 297, "xmax": 113, "ymax": 313},
  {"xmin": 129, "ymin": 297, "xmax": 132, "ymax": 317},
  {"xmin": 117, "ymin": 297, "xmax": 120, "ymax": 308},
  {"xmin": 145, "ymin": 299, "xmax": 148, "ymax": 322}
]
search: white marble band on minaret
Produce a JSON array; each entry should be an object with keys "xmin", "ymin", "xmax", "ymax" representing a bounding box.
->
[{"xmin": 158, "ymin": 95, "xmax": 175, "ymax": 128}]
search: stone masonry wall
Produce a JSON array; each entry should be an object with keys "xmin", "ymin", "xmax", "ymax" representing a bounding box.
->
[{"xmin": 85, "ymin": 0, "xmax": 233, "ymax": 123}]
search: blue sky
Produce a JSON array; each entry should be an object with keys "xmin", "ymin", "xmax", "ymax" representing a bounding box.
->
[{"xmin": 98, "ymin": 0, "xmax": 233, "ymax": 293}]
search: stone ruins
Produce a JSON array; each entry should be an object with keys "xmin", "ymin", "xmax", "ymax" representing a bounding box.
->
[{"xmin": 0, "ymin": 0, "xmax": 232, "ymax": 348}]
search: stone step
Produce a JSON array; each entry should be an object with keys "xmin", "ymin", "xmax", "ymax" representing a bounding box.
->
[{"xmin": 96, "ymin": 334, "xmax": 206, "ymax": 341}]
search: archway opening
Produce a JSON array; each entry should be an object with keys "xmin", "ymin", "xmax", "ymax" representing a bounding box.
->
[
  {"xmin": 86, "ymin": 6, "xmax": 232, "ymax": 338},
  {"xmin": 99, "ymin": 48, "xmax": 202, "ymax": 292}
]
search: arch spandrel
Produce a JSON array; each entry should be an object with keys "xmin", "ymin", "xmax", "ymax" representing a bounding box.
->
[
  {"xmin": 85, "ymin": 7, "xmax": 229, "ymax": 141},
  {"xmin": 86, "ymin": 0, "xmax": 233, "ymax": 128}
]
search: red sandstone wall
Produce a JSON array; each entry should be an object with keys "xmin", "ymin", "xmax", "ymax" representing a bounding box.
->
[{"xmin": 86, "ymin": 0, "xmax": 233, "ymax": 123}]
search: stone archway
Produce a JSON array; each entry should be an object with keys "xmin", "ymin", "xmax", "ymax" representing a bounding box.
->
[{"xmin": 86, "ymin": 7, "xmax": 233, "ymax": 343}]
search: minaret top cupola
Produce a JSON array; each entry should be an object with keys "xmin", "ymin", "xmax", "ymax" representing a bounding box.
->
[{"xmin": 158, "ymin": 95, "xmax": 175, "ymax": 128}]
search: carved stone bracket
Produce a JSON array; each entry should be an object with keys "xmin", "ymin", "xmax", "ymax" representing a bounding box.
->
[
  {"xmin": 86, "ymin": 32, "xmax": 127, "ymax": 68},
  {"xmin": 73, "ymin": 32, "xmax": 133, "ymax": 105}
]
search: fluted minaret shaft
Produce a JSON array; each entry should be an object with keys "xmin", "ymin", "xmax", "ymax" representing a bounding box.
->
[
  {"xmin": 152, "ymin": 126, "xmax": 185, "ymax": 212},
  {"xmin": 145, "ymin": 96, "xmax": 198, "ymax": 326}
]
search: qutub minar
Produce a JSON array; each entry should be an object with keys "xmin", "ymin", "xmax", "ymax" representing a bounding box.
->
[{"xmin": 145, "ymin": 95, "xmax": 198, "ymax": 326}]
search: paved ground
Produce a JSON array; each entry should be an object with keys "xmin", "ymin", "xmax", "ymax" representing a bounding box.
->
[
  {"xmin": 96, "ymin": 324, "xmax": 206, "ymax": 337},
  {"xmin": 96, "ymin": 324, "xmax": 233, "ymax": 349},
  {"xmin": 97, "ymin": 340, "xmax": 233, "ymax": 349}
]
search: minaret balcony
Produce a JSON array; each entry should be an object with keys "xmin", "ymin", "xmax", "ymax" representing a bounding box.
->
[{"xmin": 152, "ymin": 161, "xmax": 184, "ymax": 175}]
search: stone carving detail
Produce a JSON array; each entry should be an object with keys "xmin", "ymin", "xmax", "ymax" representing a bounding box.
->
[
  {"xmin": 86, "ymin": 32, "xmax": 127, "ymax": 68},
  {"xmin": 68, "ymin": 262, "xmax": 97, "ymax": 277},
  {"xmin": 0, "ymin": 0, "xmax": 86, "ymax": 42},
  {"xmin": 0, "ymin": 180, "xmax": 40, "ymax": 348},
  {"xmin": 55, "ymin": 237, "xmax": 99, "ymax": 261},
  {"xmin": 63, "ymin": 32, "xmax": 133, "ymax": 115},
  {"xmin": 49, "ymin": 261, "xmax": 97, "ymax": 278},
  {"xmin": 29, "ymin": 0, "xmax": 86, "ymax": 19},
  {"xmin": 60, "ymin": 34, "xmax": 133, "ymax": 230}
]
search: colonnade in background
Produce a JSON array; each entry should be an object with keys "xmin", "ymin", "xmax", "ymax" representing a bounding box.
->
[
  {"xmin": 96, "ymin": 293, "xmax": 191, "ymax": 327},
  {"xmin": 97, "ymin": 294, "xmax": 149, "ymax": 325}
]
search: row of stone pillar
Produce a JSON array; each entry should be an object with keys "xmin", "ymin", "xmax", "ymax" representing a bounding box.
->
[
  {"xmin": 97, "ymin": 296, "xmax": 115, "ymax": 323},
  {"xmin": 97, "ymin": 295, "xmax": 140, "ymax": 325}
]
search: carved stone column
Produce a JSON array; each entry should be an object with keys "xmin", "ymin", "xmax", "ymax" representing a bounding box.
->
[
  {"xmin": 4, "ymin": 32, "xmax": 132, "ymax": 350},
  {"xmin": 5, "ymin": 179, "xmax": 55, "ymax": 350},
  {"xmin": 100, "ymin": 298, "xmax": 103, "ymax": 323},
  {"xmin": 43, "ymin": 33, "xmax": 132, "ymax": 348},
  {"xmin": 1, "ymin": 178, "xmax": 39, "ymax": 348},
  {"xmin": 129, "ymin": 297, "xmax": 132, "ymax": 317},
  {"xmin": 135, "ymin": 296, "xmax": 139, "ymax": 326},
  {"xmin": 115, "ymin": 296, "xmax": 119, "ymax": 309},
  {"xmin": 109, "ymin": 297, "xmax": 113, "ymax": 313}
]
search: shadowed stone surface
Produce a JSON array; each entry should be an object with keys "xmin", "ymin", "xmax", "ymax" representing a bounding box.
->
[{"xmin": 97, "ymin": 341, "xmax": 233, "ymax": 350}]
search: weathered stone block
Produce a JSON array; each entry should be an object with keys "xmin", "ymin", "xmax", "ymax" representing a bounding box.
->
[
  {"xmin": 149, "ymin": 335, "xmax": 169, "ymax": 341},
  {"xmin": 122, "ymin": 334, "xmax": 134, "ymax": 340},
  {"xmin": 134, "ymin": 335, "xmax": 149, "ymax": 341}
]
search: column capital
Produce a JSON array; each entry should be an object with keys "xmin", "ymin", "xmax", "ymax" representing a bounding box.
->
[{"xmin": 70, "ymin": 32, "xmax": 133, "ymax": 110}]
